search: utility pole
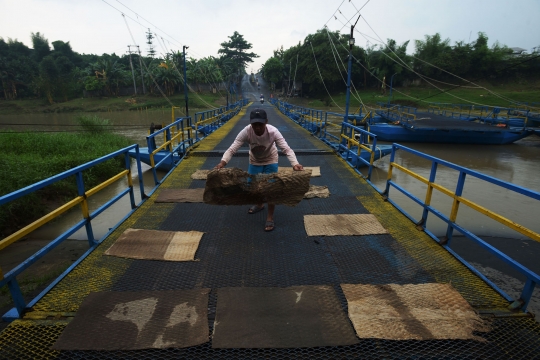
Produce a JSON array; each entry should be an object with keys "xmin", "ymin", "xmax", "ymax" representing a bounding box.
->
[
  {"xmin": 136, "ymin": 45, "xmax": 146, "ymax": 94},
  {"xmin": 388, "ymin": 73, "xmax": 397, "ymax": 105},
  {"xmin": 127, "ymin": 45, "xmax": 137, "ymax": 95},
  {"xmin": 287, "ymin": 60, "xmax": 292, "ymax": 97},
  {"xmin": 182, "ymin": 45, "xmax": 189, "ymax": 116},
  {"xmin": 345, "ymin": 14, "xmax": 362, "ymax": 122},
  {"xmin": 226, "ymin": 79, "xmax": 229, "ymax": 109}
]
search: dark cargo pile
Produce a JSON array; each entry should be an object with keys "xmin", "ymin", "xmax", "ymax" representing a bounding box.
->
[{"xmin": 203, "ymin": 167, "xmax": 311, "ymax": 206}]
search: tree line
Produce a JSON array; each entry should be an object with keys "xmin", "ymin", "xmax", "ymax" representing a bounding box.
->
[
  {"xmin": 0, "ymin": 31, "xmax": 258, "ymax": 103},
  {"xmin": 261, "ymin": 29, "xmax": 540, "ymax": 96}
]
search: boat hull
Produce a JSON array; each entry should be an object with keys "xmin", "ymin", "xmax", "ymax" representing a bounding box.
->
[
  {"xmin": 368, "ymin": 124, "xmax": 532, "ymax": 144},
  {"xmin": 348, "ymin": 144, "xmax": 393, "ymax": 164}
]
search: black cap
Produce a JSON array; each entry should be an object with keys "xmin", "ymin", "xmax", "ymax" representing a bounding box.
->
[{"xmin": 249, "ymin": 108, "xmax": 267, "ymax": 124}]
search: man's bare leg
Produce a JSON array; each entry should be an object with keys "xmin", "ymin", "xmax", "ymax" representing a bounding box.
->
[{"xmin": 266, "ymin": 204, "xmax": 275, "ymax": 231}]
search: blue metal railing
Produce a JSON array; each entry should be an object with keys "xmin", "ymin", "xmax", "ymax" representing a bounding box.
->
[
  {"xmin": 192, "ymin": 99, "xmax": 248, "ymax": 141},
  {"xmin": 271, "ymin": 99, "xmax": 381, "ymax": 181},
  {"xmin": 272, "ymin": 98, "xmax": 540, "ymax": 313},
  {"xmin": 338, "ymin": 122, "xmax": 379, "ymax": 181},
  {"xmin": 146, "ymin": 116, "xmax": 193, "ymax": 185},
  {"xmin": 0, "ymin": 145, "xmax": 146, "ymax": 320},
  {"xmin": 0, "ymin": 100, "xmax": 252, "ymax": 320},
  {"xmin": 146, "ymin": 99, "xmax": 249, "ymax": 185},
  {"xmin": 382, "ymin": 144, "xmax": 540, "ymax": 311},
  {"xmin": 425, "ymin": 102, "xmax": 539, "ymax": 128}
]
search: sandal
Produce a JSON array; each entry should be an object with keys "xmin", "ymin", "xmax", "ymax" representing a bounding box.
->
[
  {"xmin": 265, "ymin": 220, "xmax": 275, "ymax": 232},
  {"xmin": 248, "ymin": 205, "xmax": 264, "ymax": 214}
]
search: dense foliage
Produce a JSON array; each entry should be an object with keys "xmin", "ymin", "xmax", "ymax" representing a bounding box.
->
[
  {"xmin": 261, "ymin": 29, "xmax": 540, "ymax": 97},
  {"xmin": 0, "ymin": 116, "xmax": 132, "ymax": 237},
  {"xmin": 0, "ymin": 31, "xmax": 258, "ymax": 103}
]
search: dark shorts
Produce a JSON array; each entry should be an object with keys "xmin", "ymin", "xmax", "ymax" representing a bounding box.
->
[{"xmin": 247, "ymin": 163, "xmax": 279, "ymax": 175}]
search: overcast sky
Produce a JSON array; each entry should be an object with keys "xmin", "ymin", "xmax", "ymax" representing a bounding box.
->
[{"xmin": 1, "ymin": 0, "xmax": 539, "ymax": 71}]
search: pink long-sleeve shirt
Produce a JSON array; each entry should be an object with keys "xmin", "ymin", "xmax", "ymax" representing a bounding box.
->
[{"xmin": 221, "ymin": 124, "xmax": 299, "ymax": 166}]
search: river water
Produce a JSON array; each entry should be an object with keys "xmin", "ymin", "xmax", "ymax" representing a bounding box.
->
[
  {"xmin": 1, "ymin": 111, "xmax": 539, "ymax": 241},
  {"xmin": 366, "ymin": 138, "xmax": 540, "ymax": 239}
]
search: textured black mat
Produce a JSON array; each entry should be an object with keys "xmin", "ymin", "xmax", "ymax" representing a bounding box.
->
[
  {"xmin": 212, "ymin": 286, "xmax": 359, "ymax": 348},
  {"xmin": 53, "ymin": 289, "xmax": 210, "ymax": 350},
  {"xmin": 326, "ymin": 235, "xmax": 435, "ymax": 284}
]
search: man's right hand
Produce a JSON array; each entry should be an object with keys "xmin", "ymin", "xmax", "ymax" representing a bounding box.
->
[{"xmin": 214, "ymin": 160, "xmax": 226, "ymax": 169}]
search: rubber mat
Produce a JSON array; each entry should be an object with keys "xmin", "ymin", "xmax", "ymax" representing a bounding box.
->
[
  {"xmin": 307, "ymin": 196, "xmax": 368, "ymax": 214},
  {"xmin": 278, "ymin": 166, "xmax": 321, "ymax": 177},
  {"xmin": 212, "ymin": 286, "xmax": 359, "ymax": 348},
  {"xmin": 52, "ymin": 289, "xmax": 210, "ymax": 350},
  {"xmin": 105, "ymin": 229, "xmax": 203, "ymax": 261},
  {"xmin": 326, "ymin": 235, "xmax": 435, "ymax": 284},
  {"xmin": 341, "ymin": 283, "xmax": 489, "ymax": 341},
  {"xmin": 155, "ymin": 188, "xmax": 205, "ymax": 203},
  {"xmin": 304, "ymin": 185, "xmax": 330, "ymax": 199},
  {"xmin": 304, "ymin": 214, "xmax": 388, "ymax": 236}
]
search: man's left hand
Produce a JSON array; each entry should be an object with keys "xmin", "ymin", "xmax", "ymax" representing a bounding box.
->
[{"xmin": 293, "ymin": 164, "xmax": 304, "ymax": 171}]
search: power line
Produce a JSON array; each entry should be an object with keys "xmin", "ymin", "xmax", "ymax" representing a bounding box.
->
[
  {"xmin": 308, "ymin": 41, "xmax": 344, "ymax": 111},
  {"xmin": 121, "ymin": 13, "xmax": 175, "ymax": 107},
  {"xmin": 325, "ymin": 27, "xmax": 369, "ymax": 113},
  {"xmin": 415, "ymin": 53, "xmax": 540, "ymax": 104},
  {"xmin": 328, "ymin": 5, "xmax": 540, "ymax": 110}
]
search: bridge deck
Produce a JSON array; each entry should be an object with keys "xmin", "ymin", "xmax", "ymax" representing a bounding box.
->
[{"xmin": 1, "ymin": 104, "xmax": 539, "ymax": 359}]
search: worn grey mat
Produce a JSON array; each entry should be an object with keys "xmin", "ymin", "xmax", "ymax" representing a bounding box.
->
[
  {"xmin": 304, "ymin": 214, "xmax": 389, "ymax": 236},
  {"xmin": 304, "ymin": 185, "xmax": 330, "ymax": 199},
  {"xmin": 204, "ymin": 167, "xmax": 311, "ymax": 206},
  {"xmin": 155, "ymin": 188, "xmax": 205, "ymax": 203},
  {"xmin": 341, "ymin": 283, "xmax": 489, "ymax": 341},
  {"xmin": 52, "ymin": 289, "xmax": 210, "ymax": 350},
  {"xmin": 105, "ymin": 229, "xmax": 203, "ymax": 261},
  {"xmin": 212, "ymin": 286, "xmax": 359, "ymax": 348},
  {"xmin": 191, "ymin": 169, "xmax": 210, "ymax": 180},
  {"xmin": 279, "ymin": 166, "xmax": 321, "ymax": 177}
]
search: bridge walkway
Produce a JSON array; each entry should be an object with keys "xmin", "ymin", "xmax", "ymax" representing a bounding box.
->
[{"xmin": 0, "ymin": 104, "xmax": 539, "ymax": 359}]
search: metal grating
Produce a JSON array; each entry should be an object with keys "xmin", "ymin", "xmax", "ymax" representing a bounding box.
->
[
  {"xmin": 0, "ymin": 317, "xmax": 539, "ymax": 359},
  {"xmin": 2, "ymin": 104, "xmax": 539, "ymax": 359},
  {"xmin": 327, "ymin": 235, "xmax": 435, "ymax": 285}
]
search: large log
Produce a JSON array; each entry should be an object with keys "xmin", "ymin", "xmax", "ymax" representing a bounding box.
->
[{"xmin": 203, "ymin": 167, "xmax": 311, "ymax": 206}]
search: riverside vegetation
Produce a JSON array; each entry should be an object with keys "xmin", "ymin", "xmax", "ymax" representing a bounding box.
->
[
  {"xmin": 0, "ymin": 115, "xmax": 132, "ymax": 238},
  {"xmin": 0, "ymin": 115, "xmax": 133, "ymax": 319}
]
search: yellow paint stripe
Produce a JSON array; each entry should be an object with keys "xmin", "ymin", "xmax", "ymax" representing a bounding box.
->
[
  {"xmin": 458, "ymin": 196, "xmax": 540, "ymax": 242},
  {"xmin": 391, "ymin": 163, "xmax": 429, "ymax": 184},
  {"xmin": 86, "ymin": 170, "xmax": 129, "ymax": 197},
  {"xmin": 390, "ymin": 162, "xmax": 540, "ymax": 242},
  {"xmin": 0, "ymin": 197, "xmax": 84, "ymax": 251}
]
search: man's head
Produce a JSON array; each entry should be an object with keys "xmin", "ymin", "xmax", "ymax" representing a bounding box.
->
[{"xmin": 250, "ymin": 108, "xmax": 268, "ymax": 136}]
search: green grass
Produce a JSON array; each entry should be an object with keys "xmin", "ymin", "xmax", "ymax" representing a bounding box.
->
[
  {"xmin": 288, "ymin": 82, "xmax": 540, "ymax": 111},
  {"xmin": 0, "ymin": 116, "xmax": 132, "ymax": 237},
  {"xmin": 0, "ymin": 92, "xmax": 228, "ymax": 115}
]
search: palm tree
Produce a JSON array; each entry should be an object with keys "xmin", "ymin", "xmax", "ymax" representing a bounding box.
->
[
  {"xmin": 154, "ymin": 59, "xmax": 181, "ymax": 96},
  {"xmin": 89, "ymin": 57, "xmax": 127, "ymax": 95}
]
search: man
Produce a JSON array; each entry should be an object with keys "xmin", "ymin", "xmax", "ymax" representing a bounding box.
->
[{"xmin": 215, "ymin": 108, "xmax": 303, "ymax": 232}]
